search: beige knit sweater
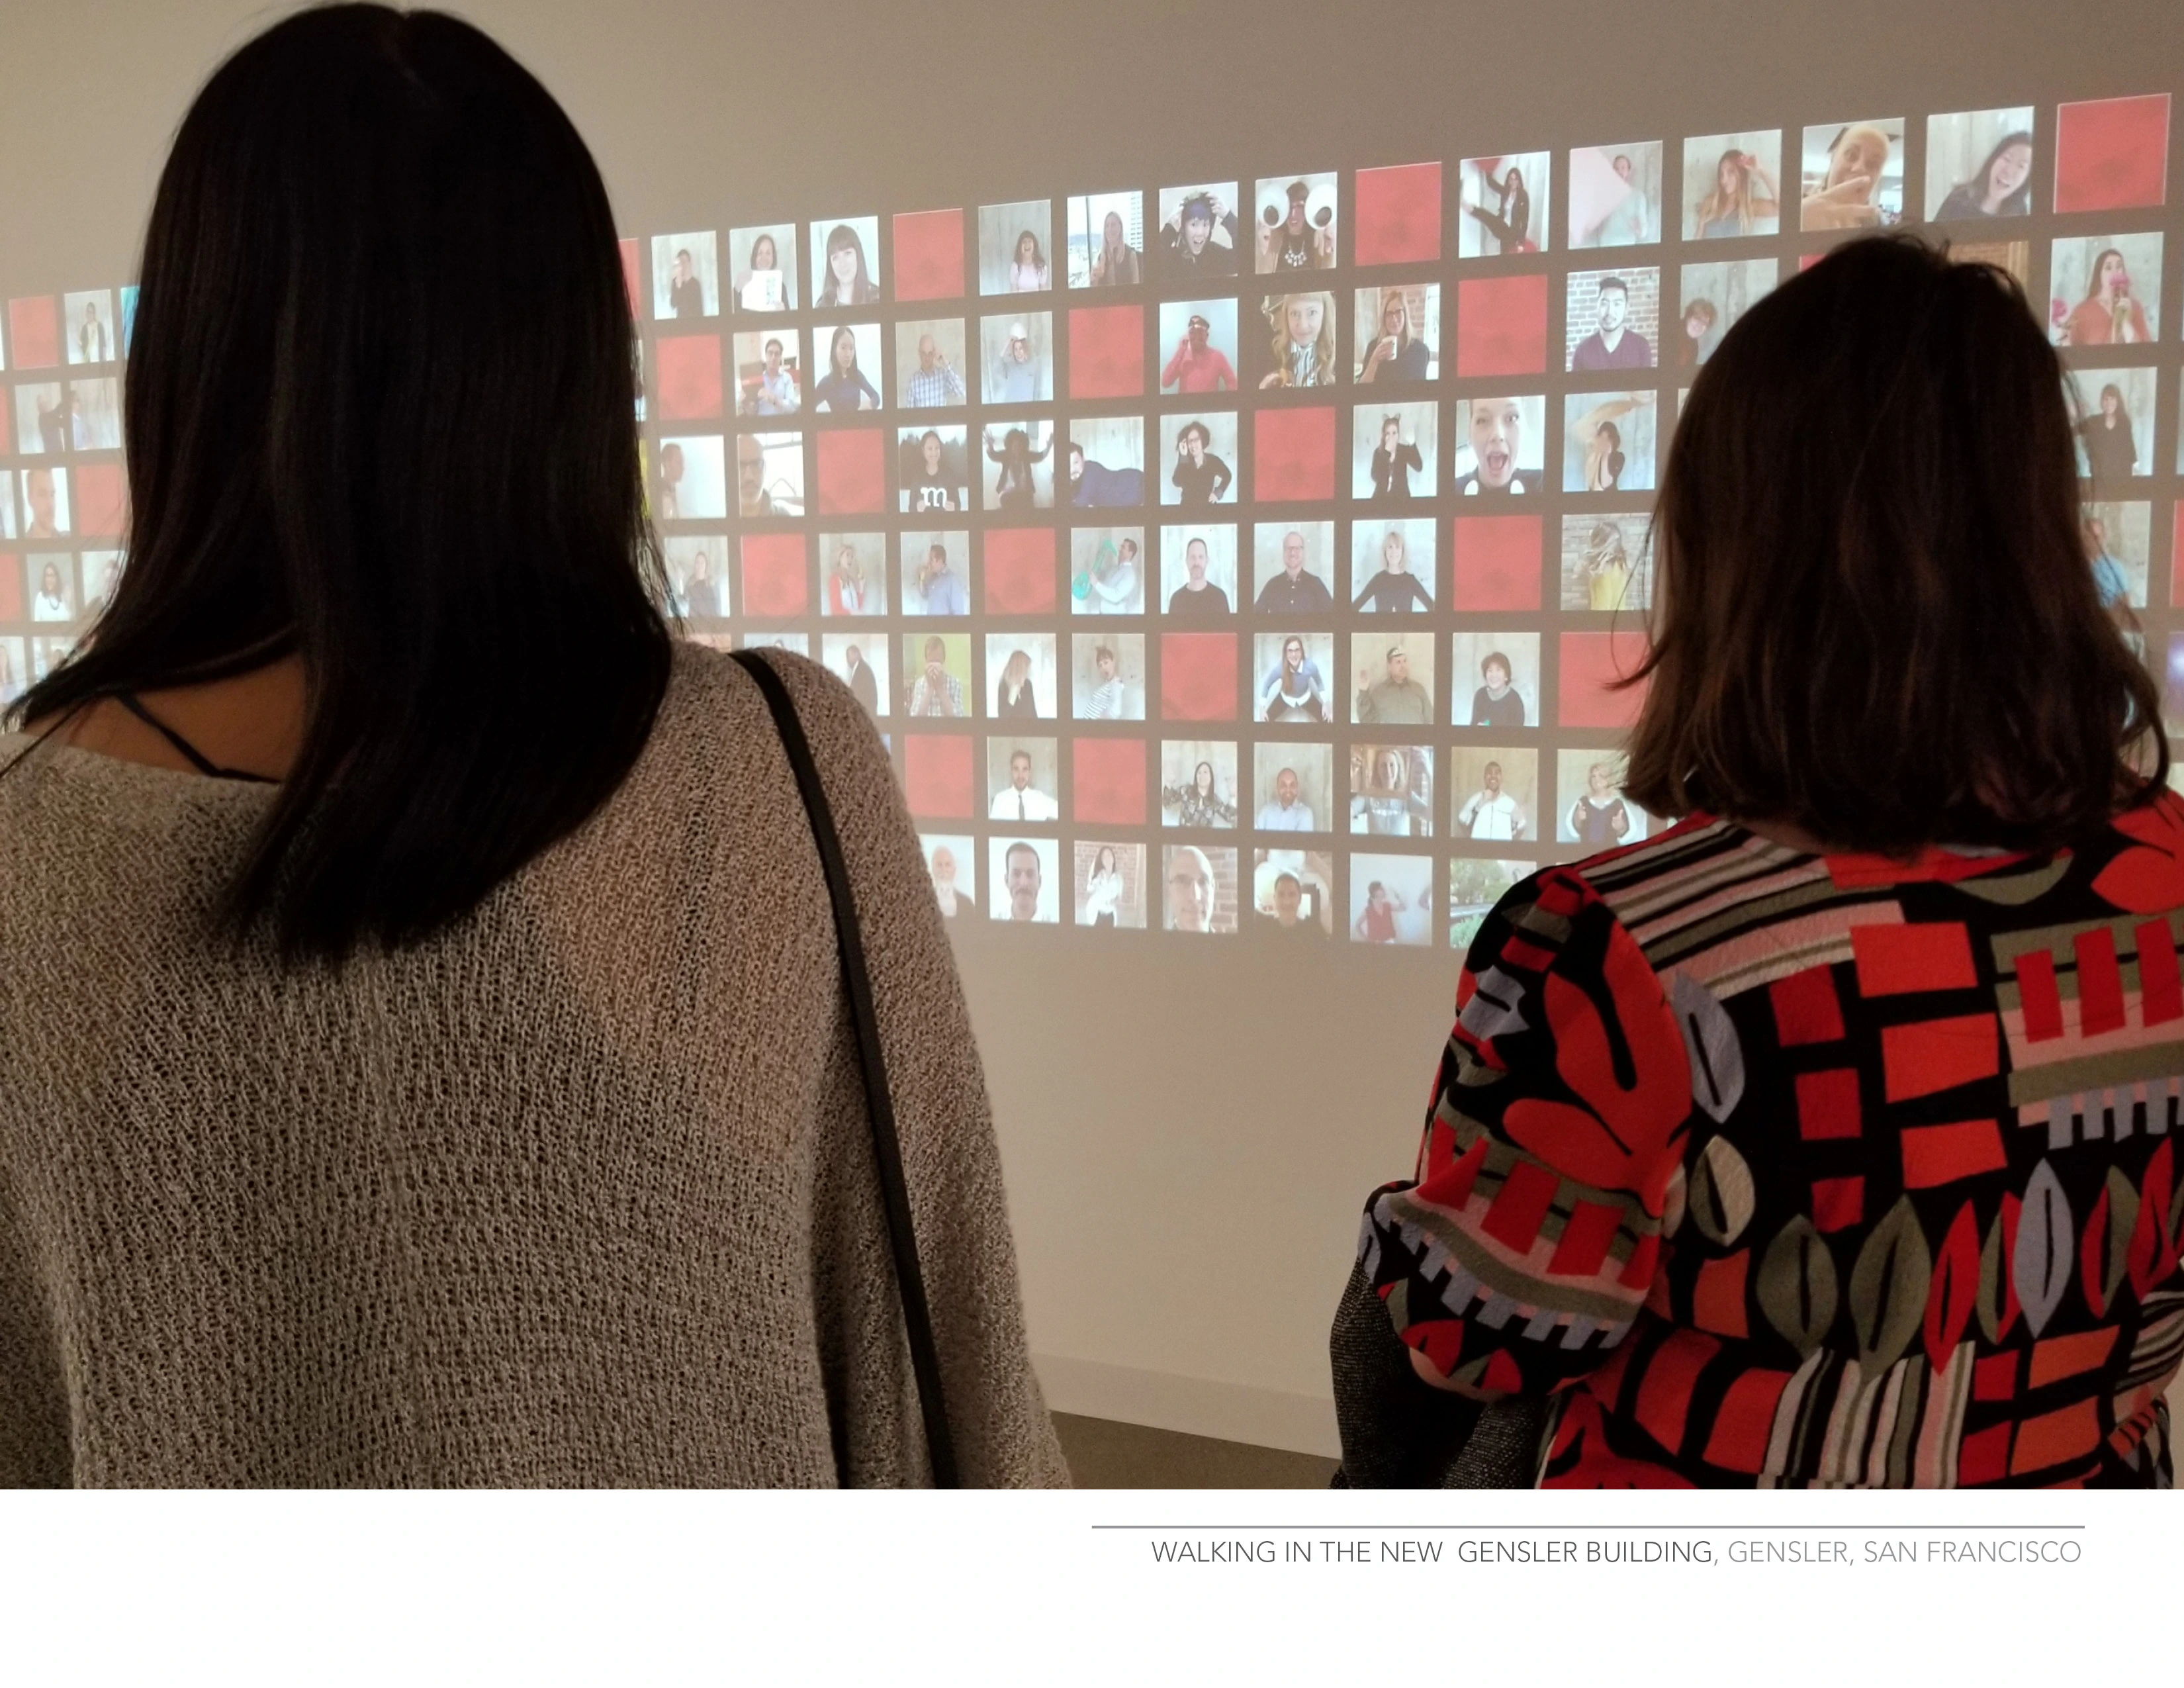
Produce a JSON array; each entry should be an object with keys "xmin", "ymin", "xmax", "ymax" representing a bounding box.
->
[{"xmin": 0, "ymin": 645, "xmax": 1067, "ymax": 1487}]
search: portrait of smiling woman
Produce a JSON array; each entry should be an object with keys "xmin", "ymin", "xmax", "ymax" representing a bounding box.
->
[{"xmin": 0, "ymin": 4, "xmax": 1061, "ymax": 1489}]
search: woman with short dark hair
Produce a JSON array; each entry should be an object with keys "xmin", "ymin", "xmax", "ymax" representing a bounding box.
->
[
  {"xmin": 0, "ymin": 5, "xmax": 1061, "ymax": 1489},
  {"xmin": 1342, "ymin": 236, "xmax": 2184, "ymax": 1489}
]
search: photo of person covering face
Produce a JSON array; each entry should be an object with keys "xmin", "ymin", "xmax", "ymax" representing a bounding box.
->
[
  {"xmin": 1449, "ymin": 746, "xmax": 1536, "ymax": 844},
  {"xmin": 901, "ymin": 632, "xmax": 971, "ymax": 717},
  {"xmin": 1068, "ymin": 191, "xmax": 1145, "ymax": 289},
  {"xmin": 899, "ymin": 427, "xmax": 969, "ymax": 514},
  {"xmin": 811, "ymin": 216, "xmax": 882, "ymax": 308},
  {"xmin": 1681, "ymin": 131, "xmax": 1782, "ymax": 240},
  {"xmin": 739, "ymin": 432, "xmax": 804, "ymax": 518},
  {"xmin": 1069, "ymin": 526, "xmax": 1146, "ymax": 614},
  {"xmin": 2050, "ymin": 235, "xmax": 2162, "ymax": 348},
  {"xmin": 1454, "ymin": 395, "xmax": 1545, "ymax": 494},
  {"xmin": 1255, "ymin": 291, "xmax": 1338, "ymax": 390},
  {"xmin": 2068, "ymin": 369, "xmax": 2156, "ymax": 484},
  {"xmin": 662, "ymin": 534, "xmax": 730, "ymax": 620},
  {"xmin": 809, "ymin": 323, "xmax": 883, "ymax": 413},
  {"xmin": 1161, "ymin": 523, "xmax": 1238, "ymax": 618},
  {"xmin": 1353, "ymin": 285, "xmax": 1438, "ymax": 385},
  {"xmin": 735, "ymin": 331, "xmax": 802, "ymax": 417},
  {"xmin": 1927, "ymin": 109, "xmax": 2034, "ymax": 222},
  {"xmin": 1351, "ymin": 519, "xmax": 1435, "ymax": 614},
  {"xmin": 1349, "ymin": 744, "xmax": 1433, "ymax": 838},
  {"xmin": 1071, "ymin": 633, "xmax": 1146, "ymax": 721},
  {"xmin": 990, "ymin": 837, "xmax": 1061, "ymax": 924},
  {"xmin": 1566, "ymin": 269, "xmax": 1659, "ymax": 372},
  {"xmin": 1351, "ymin": 631, "xmax": 1435, "ymax": 727},
  {"xmin": 820, "ymin": 532, "xmax": 887, "ymax": 616},
  {"xmin": 1800, "ymin": 121, "xmax": 1903, "ymax": 231},
  {"xmin": 821, "ymin": 633, "xmax": 891, "ymax": 721},
  {"xmin": 16, "ymin": 467, "xmax": 68, "ymax": 540},
  {"xmin": 1453, "ymin": 632, "xmax": 1539, "ymax": 729},
  {"xmin": 1251, "ymin": 522, "xmax": 1335, "ymax": 614},
  {"xmin": 921, "ymin": 834, "xmax": 980, "ymax": 924},
  {"xmin": 28, "ymin": 555, "xmax": 73, "ymax": 622},
  {"xmin": 979, "ymin": 200, "xmax": 1054, "ymax": 297},
  {"xmin": 901, "ymin": 532, "xmax": 972, "ymax": 618},
  {"xmin": 1569, "ymin": 142, "xmax": 1663, "ymax": 248},
  {"xmin": 1159, "ymin": 299, "xmax": 1240, "ymax": 395},
  {"xmin": 1075, "ymin": 841, "xmax": 1148, "ymax": 929},
  {"xmin": 1459, "ymin": 152, "xmax": 1549, "ymax": 257},
  {"xmin": 2082, "ymin": 501, "xmax": 2152, "ymax": 610},
  {"xmin": 1676, "ymin": 260, "xmax": 1777, "ymax": 369},
  {"xmin": 1563, "ymin": 393, "xmax": 1656, "ymax": 494},
  {"xmin": 981, "ymin": 313, "xmax": 1053, "ymax": 404},
  {"xmin": 729, "ymin": 224, "xmax": 798, "ymax": 313},
  {"xmin": 1555, "ymin": 749, "xmax": 1650, "ymax": 849},
  {"xmin": 1352, "ymin": 405, "xmax": 1437, "ymax": 502},
  {"xmin": 987, "ymin": 739, "xmax": 1060, "ymax": 823},
  {"xmin": 1560, "ymin": 512, "xmax": 1652, "ymax": 612},
  {"xmin": 1254, "ymin": 173, "xmax": 1336, "ymax": 273},
  {"xmin": 984, "ymin": 635, "xmax": 1059, "ymax": 723},
  {"xmin": 1350, "ymin": 853, "xmax": 1432, "ymax": 946},
  {"xmin": 1155, "ymin": 183, "xmax": 1241, "ymax": 281},
  {"xmin": 80, "ymin": 551, "xmax": 124, "ymax": 620},
  {"xmin": 1164, "ymin": 845, "xmax": 1236, "ymax": 935},
  {"xmin": 64, "ymin": 290, "xmax": 116, "ymax": 365},
  {"xmin": 896, "ymin": 319, "xmax": 969, "ymax": 409},
  {"xmin": 1255, "ymin": 632, "xmax": 1336, "ymax": 724},
  {"xmin": 1160, "ymin": 741, "xmax": 1240, "ymax": 830},
  {"xmin": 1449, "ymin": 858, "xmax": 1530, "ymax": 951},
  {"xmin": 15, "ymin": 384, "xmax": 68, "ymax": 453},
  {"xmin": 1161, "ymin": 415, "xmax": 1237, "ymax": 507},
  {"xmin": 1066, "ymin": 418, "xmax": 1146, "ymax": 510},
  {"xmin": 1253, "ymin": 743, "xmax": 1332, "ymax": 834},
  {"xmin": 1252, "ymin": 849, "xmax": 1334, "ymax": 938},
  {"xmin": 652, "ymin": 232, "xmax": 720, "ymax": 320},
  {"xmin": 979, "ymin": 419, "xmax": 1056, "ymax": 512}
]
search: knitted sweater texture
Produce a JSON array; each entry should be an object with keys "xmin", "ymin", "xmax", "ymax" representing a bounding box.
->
[{"xmin": 0, "ymin": 645, "xmax": 1066, "ymax": 1487}]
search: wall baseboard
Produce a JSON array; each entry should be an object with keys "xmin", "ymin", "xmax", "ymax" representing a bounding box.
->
[{"xmin": 1032, "ymin": 1354, "xmax": 1340, "ymax": 1460}]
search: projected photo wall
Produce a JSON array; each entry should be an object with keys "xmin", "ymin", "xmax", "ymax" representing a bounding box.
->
[{"xmin": 3, "ymin": 93, "xmax": 2179, "ymax": 947}]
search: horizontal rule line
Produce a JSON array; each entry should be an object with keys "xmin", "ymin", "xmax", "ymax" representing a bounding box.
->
[{"xmin": 1089, "ymin": 1523, "xmax": 2085, "ymax": 1531}]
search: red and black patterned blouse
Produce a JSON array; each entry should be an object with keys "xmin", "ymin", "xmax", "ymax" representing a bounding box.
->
[{"xmin": 1362, "ymin": 798, "xmax": 2184, "ymax": 1487}]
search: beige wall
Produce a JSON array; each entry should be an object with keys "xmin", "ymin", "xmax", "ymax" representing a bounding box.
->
[{"xmin": 7, "ymin": 0, "xmax": 2181, "ymax": 1454}]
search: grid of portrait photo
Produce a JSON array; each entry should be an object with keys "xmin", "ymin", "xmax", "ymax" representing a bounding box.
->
[{"xmin": 5, "ymin": 93, "xmax": 2179, "ymax": 950}]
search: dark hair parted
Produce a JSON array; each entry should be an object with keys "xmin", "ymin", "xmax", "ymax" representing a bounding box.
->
[
  {"xmin": 1623, "ymin": 234, "xmax": 2164, "ymax": 853},
  {"xmin": 13, "ymin": 5, "xmax": 671, "ymax": 958}
]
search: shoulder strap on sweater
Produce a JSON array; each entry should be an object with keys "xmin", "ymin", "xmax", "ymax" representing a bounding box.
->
[{"xmin": 729, "ymin": 650, "xmax": 960, "ymax": 1488}]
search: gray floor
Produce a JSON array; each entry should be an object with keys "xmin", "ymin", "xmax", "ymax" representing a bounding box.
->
[{"xmin": 1052, "ymin": 1412, "xmax": 1340, "ymax": 1488}]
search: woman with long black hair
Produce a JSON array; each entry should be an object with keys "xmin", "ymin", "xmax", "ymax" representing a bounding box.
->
[{"xmin": 0, "ymin": 5, "xmax": 1062, "ymax": 1490}]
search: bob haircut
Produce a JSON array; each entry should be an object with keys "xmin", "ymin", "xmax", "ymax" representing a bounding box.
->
[
  {"xmin": 1623, "ymin": 234, "xmax": 2163, "ymax": 851},
  {"xmin": 11, "ymin": 5, "xmax": 671, "ymax": 958}
]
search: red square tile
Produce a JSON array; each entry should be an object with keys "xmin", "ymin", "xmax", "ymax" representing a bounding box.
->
[
  {"xmin": 7, "ymin": 297, "xmax": 60, "ymax": 369},
  {"xmin": 814, "ymin": 429, "xmax": 886, "ymax": 516},
  {"xmin": 892, "ymin": 208, "xmax": 965, "ymax": 301},
  {"xmin": 1353, "ymin": 162, "xmax": 1442, "ymax": 266},
  {"xmin": 1252, "ymin": 407, "xmax": 1335, "ymax": 502},
  {"xmin": 2054, "ymin": 94, "xmax": 2170, "ymax": 214},
  {"xmin": 0, "ymin": 557, "xmax": 20, "ymax": 622},
  {"xmin": 1972, "ymin": 1352, "xmax": 2017, "ymax": 1401},
  {"xmin": 1451, "ymin": 514, "xmax": 1541, "ymax": 610},
  {"xmin": 1068, "ymin": 305, "xmax": 1144, "ymax": 400},
  {"xmin": 1796, "ymin": 1068, "xmax": 1862, "ymax": 1141},
  {"xmin": 1557, "ymin": 630, "xmax": 1649, "ymax": 728},
  {"xmin": 1811, "ymin": 1175, "xmax": 1864, "ymax": 1233},
  {"xmin": 903, "ymin": 734, "xmax": 973, "ymax": 818},
  {"xmin": 739, "ymin": 533, "xmax": 808, "ymax": 617},
  {"xmin": 1160, "ymin": 633, "xmax": 1238, "ymax": 721},
  {"xmin": 983, "ymin": 530, "xmax": 1055, "ymax": 614},
  {"xmin": 1852, "ymin": 921, "xmax": 1977, "ymax": 996},
  {"xmin": 1453, "ymin": 275, "xmax": 1547, "ymax": 377},
  {"xmin": 73, "ymin": 464, "xmax": 126, "ymax": 538},
  {"xmin": 654, "ymin": 335, "xmax": 723, "ymax": 421},
  {"xmin": 1769, "ymin": 968, "xmax": 1844, "ymax": 1047},
  {"xmin": 1881, "ymin": 1013, "xmax": 2000, "ymax": 1103},
  {"xmin": 1073, "ymin": 737, "xmax": 1146, "ymax": 825}
]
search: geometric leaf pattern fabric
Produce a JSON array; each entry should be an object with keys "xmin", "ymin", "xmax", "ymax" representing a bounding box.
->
[{"xmin": 1361, "ymin": 798, "xmax": 2184, "ymax": 1485}]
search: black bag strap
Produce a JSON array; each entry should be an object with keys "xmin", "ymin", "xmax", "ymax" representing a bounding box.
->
[{"xmin": 731, "ymin": 651, "xmax": 960, "ymax": 1487}]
